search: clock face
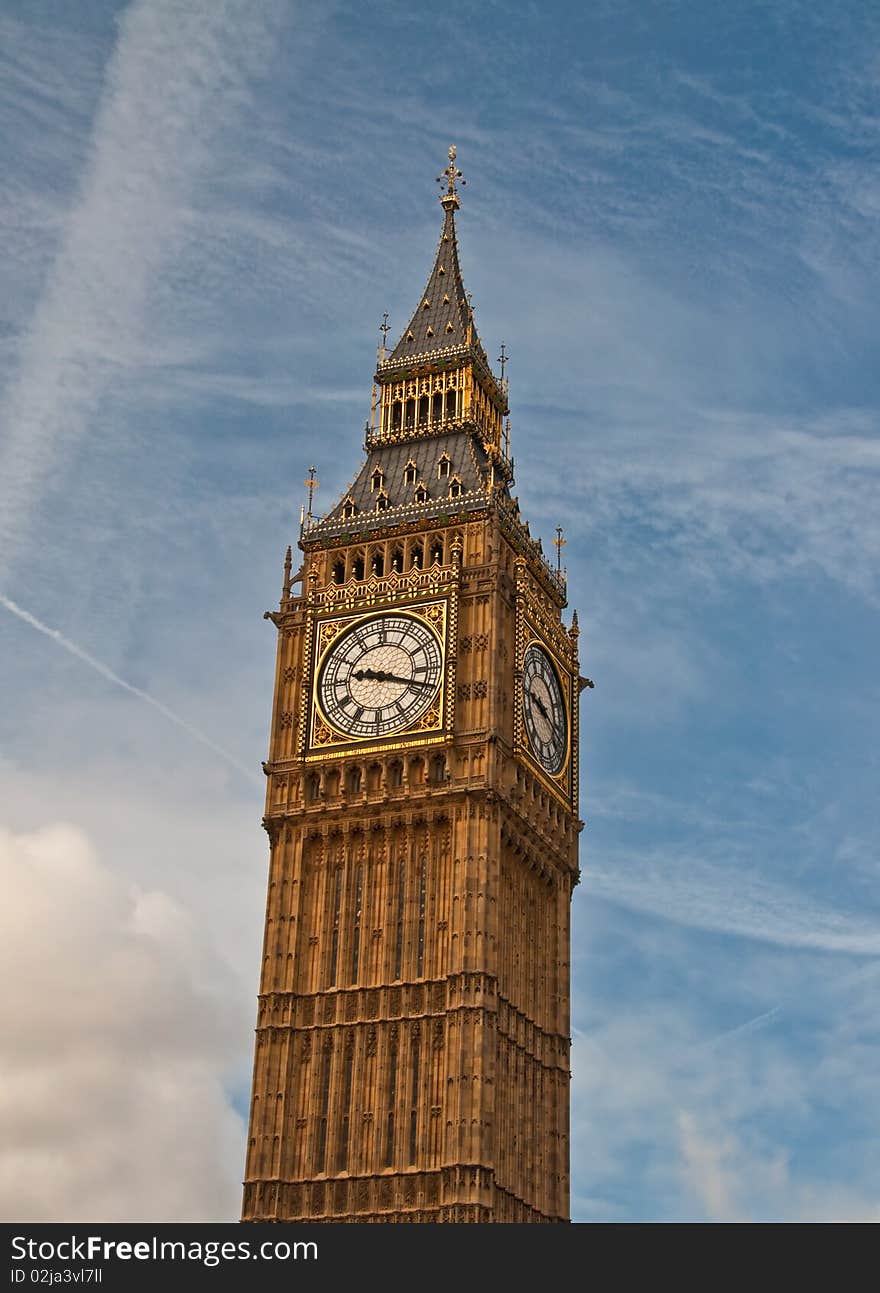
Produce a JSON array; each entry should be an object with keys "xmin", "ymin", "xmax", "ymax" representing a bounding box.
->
[
  {"xmin": 317, "ymin": 613, "xmax": 443, "ymax": 740},
  {"xmin": 522, "ymin": 642, "xmax": 568, "ymax": 776}
]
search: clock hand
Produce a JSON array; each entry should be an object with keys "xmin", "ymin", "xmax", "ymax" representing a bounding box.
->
[
  {"xmin": 353, "ymin": 667, "xmax": 435, "ymax": 689},
  {"xmin": 530, "ymin": 689, "xmax": 551, "ymax": 721}
]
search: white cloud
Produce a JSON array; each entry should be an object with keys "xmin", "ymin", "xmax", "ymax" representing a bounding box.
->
[
  {"xmin": 571, "ymin": 990, "xmax": 880, "ymax": 1222},
  {"xmin": 677, "ymin": 1112, "xmax": 880, "ymax": 1223},
  {"xmin": 0, "ymin": 822, "xmax": 247, "ymax": 1221},
  {"xmin": 677, "ymin": 1112, "xmax": 743, "ymax": 1222}
]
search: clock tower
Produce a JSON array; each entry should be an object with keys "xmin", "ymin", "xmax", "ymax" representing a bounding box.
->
[{"xmin": 242, "ymin": 149, "xmax": 585, "ymax": 1223}]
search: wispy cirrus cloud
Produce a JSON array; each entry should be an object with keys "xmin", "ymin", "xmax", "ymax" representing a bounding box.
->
[
  {"xmin": 582, "ymin": 849, "xmax": 880, "ymax": 956},
  {"xmin": 0, "ymin": 594, "xmax": 259, "ymax": 784},
  {"xmin": 0, "ymin": 0, "xmax": 286, "ymax": 586}
]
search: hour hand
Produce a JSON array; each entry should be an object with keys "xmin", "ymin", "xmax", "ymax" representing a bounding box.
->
[{"xmin": 530, "ymin": 689, "xmax": 551, "ymax": 721}]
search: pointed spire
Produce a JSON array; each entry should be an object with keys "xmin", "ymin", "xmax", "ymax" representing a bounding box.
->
[{"xmin": 385, "ymin": 146, "xmax": 486, "ymax": 370}]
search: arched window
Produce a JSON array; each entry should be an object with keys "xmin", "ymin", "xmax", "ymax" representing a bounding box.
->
[
  {"xmin": 342, "ymin": 499, "xmax": 357, "ymax": 520},
  {"xmin": 375, "ymin": 491, "xmax": 389, "ymax": 512},
  {"xmin": 350, "ymin": 864, "xmax": 363, "ymax": 983},
  {"xmin": 410, "ymin": 543, "xmax": 423, "ymax": 569},
  {"xmin": 384, "ymin": 1042, "xmax": 398, "ymax": 1167},
  {"xmin": 437, "ymin": 454, "xmax": 451, "ymax": 479},
  {"xmin": 389, "ymin": 760, "xmax": 403, "ymax": 789},
  {"xmin": 327, "ymin": 865, "xmax": 342, "ymax": 986},
  {"xmin": 416, "ymin": 855, "xmax": 427, "ymax": 977},
  {"xmin": 315, "ymin": 1043, "xmax": 333, "ymax": 1173},
  {"xmin": 445, "ymin": 388, "xmax": 457, "ymax": 418},
  {"xmin": 408, "ymin": 1033, "xmax": 421, "ymax": 1164},
  {"xmin": 352, "ymin": 556, "xmax": 365, "ymax": 580},
  {"xmin": 414, "ymin": 483, "xmax": 427, "ymax": 504},
  {"xmin": 391, "ymin": 401, "xmax": 402, "ymax": 432},
  {"xmin": 337, "ymin": 1045, "xmax": 354, "ymax": 1173},
  {"xmin": 405, "ymin": 398, "xmax": 415, "ymax": 428},
  {"xmin": 390, "ymin": 547, "xmax": 403, "ymax": 573},
  {"xmin": 371, "ymin": 468, "xmax": 384, "ymax": 492},
  {"xmin": 307, "ymin": 773, "xmax": 321, "ymax": 803},
  {"xmin": 332, "ymin": 559, "xmax": 345, "ymax": 584},
  {"xmin": 449, "ymin": 477, "xmax": 462, "ymax": 499},
  {"xmin": 408, "ymin": 756, "xmax": 424, "ymax": 787},
  {"xmin": 393, "ymin": 853, "xmax": 405, "ymax": 980},
  {"xmin": 418, "ymin": 395, "xmax": 429, "ymax": 426},
  {"xmin": 345, "ymin": 765, "xmax": 362, "ymax": 796},
  {"xmin": 371, "ymin": 552, "xmax": 384, "ymax": 576},
  {"xmin": 404, "ymin": 461, "xmax": 417, "ymax": 486},
  {"xmin": 429, "ymin": 753, "xmax": 447, "ymax": 784},
  {"xmin": 431, "ymin": 540, "xmax": 444, "ymax": 565},
  {"xmin": 432, "ymin": 391, "xmax": 443, "ymax": 422}
]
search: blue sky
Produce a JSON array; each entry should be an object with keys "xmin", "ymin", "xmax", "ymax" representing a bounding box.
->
[{"xmin": 1, "ymin": 0, "xmax": 878, "ymax": 1221}]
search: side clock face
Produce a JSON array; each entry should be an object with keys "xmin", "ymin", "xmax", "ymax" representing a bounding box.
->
[
  {"xmin": 317, "ymin": 613, "xmax": 442, "ymax": 740},
  {"xmin": 522, "ymin": 641, "xmax": 568, "ymax": 776}
]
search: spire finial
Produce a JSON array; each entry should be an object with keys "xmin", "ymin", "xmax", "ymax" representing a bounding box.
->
[
  {"xmin": 303, "ymin": 465, "xmax": 319, "ymax": 529},
  {"xmin": 437, "ymin": 144, "xmax": 465, "ymax": 211},
  {"xmin": 379, "ymin": 312, "xmax": 390, "ymax": 356},
  {"xmin": 553, "ymin": 525, "xmax": 567, "ymax": 575},
  {"xmin": 282, "ymin": 544, "xmax": 293, "ymax": 600}
]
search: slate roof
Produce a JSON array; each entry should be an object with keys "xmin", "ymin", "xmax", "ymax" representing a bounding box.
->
[
  {"xmin": 386, "ymin": 206, "xmax": 490, "ymax": 372},
  {"xmin": 312, "ymin": 429, "xmax": 507, "ymax": 540}
]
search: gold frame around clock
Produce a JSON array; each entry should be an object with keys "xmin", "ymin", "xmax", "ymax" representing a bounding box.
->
[
  {"xmin": 303, "ymin": 597, "xmax": 453, "ymax": 761},
  {"xmin": 514, "ymin": 621, "xmax": 575, "ymax": 806}
]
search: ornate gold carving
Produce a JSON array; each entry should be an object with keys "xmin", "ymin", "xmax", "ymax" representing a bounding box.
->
[
  {"xmin": 414, "ymin": 704, "xmax": 441, "ymax": 732},
  {"xmin": 314, "ymin": 563, "xmax": 457, "ymax": 613},
  {"xmin": 320, "ymin": 619, "xmax": 344, "ymax": 652},
  {"xmin": 419, "ymin": 602, "xmax": 444, "ymax": 626},
  {"xmin": 312, "ymin": 719, "xmax": 334, "ymax": 746}
]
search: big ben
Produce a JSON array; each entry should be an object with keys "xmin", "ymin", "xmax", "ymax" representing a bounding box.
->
[{"xmin": 242, "ymin": 148, "xmax": 586, "ymax": 1223}]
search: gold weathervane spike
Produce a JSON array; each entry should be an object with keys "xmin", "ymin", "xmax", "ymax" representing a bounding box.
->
[{"xmin": 437, "ymin": 144, "xmax": 466, "ymax": 210}]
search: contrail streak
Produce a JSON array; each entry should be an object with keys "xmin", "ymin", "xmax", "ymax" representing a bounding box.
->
[
  {"xmin": 1, "ymin": 593, "xmax": 260, "ymax": 785},
  {"xmin": 706, "ymin": 1005, "xmax": 783, "ymax": 1048}
]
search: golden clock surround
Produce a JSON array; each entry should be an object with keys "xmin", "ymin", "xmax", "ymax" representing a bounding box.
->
[
  {"xmin": 514, "ymin": 623, "xmax": 576, "ymax": 807},
  {"xmin": 303, "ymin": 595, "xmax": 456, "ymax": 762}
]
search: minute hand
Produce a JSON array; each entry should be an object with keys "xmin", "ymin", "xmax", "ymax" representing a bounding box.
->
[{"xmin": 353, "ymin": 667, "xmax": 436, "ymax": 689}]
